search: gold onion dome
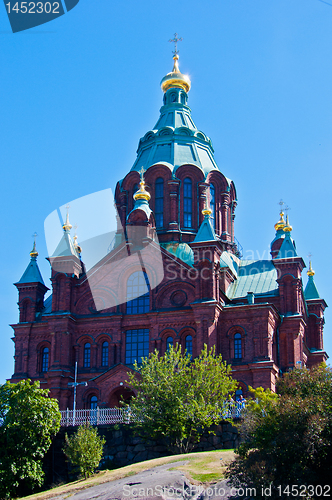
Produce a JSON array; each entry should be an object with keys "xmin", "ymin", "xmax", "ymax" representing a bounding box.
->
[
  {"xmin": 134, "ymin": 180, "xmax": 151, "ymax": 202},
  {"xmin": 160, "ymin": 54, "xmax": 191, "ymax": 93},
  {"xmin": 63, "ymin": 210, "xmax": 72, "ymax": 232},
  {"xmin": 30, "ymin": 240, "xmax": 38, "ymax": 259},
  {"xmin": 283, "ymin": 214, "xmax": 293, "ymax": 232},
  {"xmin": 307, "ymin": 261, "xmax": 315, "ymax": 277},
  {"xmin": 274, "ymin": 211, "xmax": 285, "ymax": 231}
]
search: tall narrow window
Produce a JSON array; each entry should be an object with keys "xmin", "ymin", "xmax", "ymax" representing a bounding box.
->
[
  {"xmin": 41, "ymin": 347, "xmax": 49, "ymax": 372},
  {"xmin": 234, "ymin": 333, "xmax": 242, "ymax": 359},
  {"xmin": 101, "ymin": 341, "xmax": 108, "ymax": 367},
  {"xmin": 183, "ymin": 178, "xmax": 192, "ymax": 228},
  {"xmin": 185, "ymin": 335, "xmax": 193, "ymax": 357},
  {"xmin": 90, "ymin": 395, "xmax": 98, "ymax": 409},
  {"xmin": 166, "ymin": 336, "xmax": 173, "ymax": 351},
  {"xmin": 125, "ymin": 329, "xmax": 149, "ymax": 365},
  {"xmin": 210, "ymin": 183, "xmax": 215, "ymax": 229},
  {"xmin": 126, "ymin": 271, "xmax": 150, "ymax": 314},
  {"xmin": 155, "ymin": 177, "xmax": 164, "ymax": 228},
  {"xmin": 84, "ymin": 343, "xmax": 91, "ymax": 368}
]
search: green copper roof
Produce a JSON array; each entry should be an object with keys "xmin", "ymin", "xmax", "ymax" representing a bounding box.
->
[
  {"xmin": 160, "ymin": 241, "xmax": 194, "ymax": 266},
  {"xmin": 194, "ymin": 214, "xmax": 218, "ymax": 243},
  {"xmin": 130, "ymin": 86, "xmax": 222, "ymax": 179},
  {"xmin": 52, "ymin": 230, "xmax": 80, "ymax": 259},
  {"xmin": 304, "ymin": 275, "xmax": 320, "ymax": 300},
  {"xmin": 226, "ymin": 260, "xmax": 278, "ymax": 300},
  {"xmin": 18, "ymin": 256, "xmax": 45, "ymax": 285},
  {"xmin": 127, "ymin": 197, "xmax": 152, "ymax": 220},
  {"xmin": 220, "ymin": 251, "xmax": 240, "ymax": 278},
  {"xmin": 276, "ymin": 232, "xmax": 297, "ymax": 259}
]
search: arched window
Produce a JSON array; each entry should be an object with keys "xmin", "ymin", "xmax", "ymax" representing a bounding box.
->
[
  {"xmin": 84, "ymin": 343, "xmax": 91, "ymax": 368},
  {"xmin": 126, "ymin": 271, "xmax": 150, "ymax": 314},
  {"xmin": 90, "ymin": 395, "xmax": 98, "ymax": 410},
  {"xmin": 185, "ymin": 335, "xmax": 193, "ymax": 357},
  {"xmin": 234, "ymin": 333, "xmax": 242, "ymax": 359},
  {"xmin": 101, "ymin": 341, "xmax": 108, "ymax": 367},
  {"xmin": 210, "ymin": 183, "xmax": 215, "ymax": 229},
  {"xmin": 155, "ymin": 177, "xmax": 164, "ymax": 228},
  {"xmin": 183, "ymin": 178, "xmax": 192, "ymax": 228},
  {"xmin": 166, "ymin": 336, "xmax": 173, "ymax": 351},
  {"xmin": 41, "ymin": 347, "xmax": 49, "ymax": 372}
]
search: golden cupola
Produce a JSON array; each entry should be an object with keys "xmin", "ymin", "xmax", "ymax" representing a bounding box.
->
[
  {"xmin": 274, "ymin": 211, "xmax": 285, "ymax": 231},
  {"xmin": 133, "ymin": 167, "xmax": 151, "ymax": 202},
  {"xmin": 160, "ymin": 54, "xmax": 191, "ymax": 93},
  {"xmin": 283, "ymin": 214, "xmax": 293, "ymax": 232}
]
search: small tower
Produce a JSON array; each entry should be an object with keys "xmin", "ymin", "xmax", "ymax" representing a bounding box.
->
[
  {"xmin": 48, "ymin": 207, "xmax": 82, "ymax": 312},
  {"xmin": 304, "ymin": 260, "xmax": 328, "ymax": 364},
  {"xmin": 15, "ymin": 238, "xmax": 49, "ymax": 323},
  {"xmin": 126, "ymin": 167, "xmax": 156, "ymax": 247}
]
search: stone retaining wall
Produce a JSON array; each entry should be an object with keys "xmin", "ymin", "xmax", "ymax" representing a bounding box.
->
[{"xmin": 43, "ymin": 421, "xmax": 239, "ymax": 486}]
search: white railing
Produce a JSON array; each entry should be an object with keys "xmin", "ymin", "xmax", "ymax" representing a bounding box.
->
[
  {"xmin": 60, "ymin": 407, "xmax": 132, "ymax": 427},
  {"xmin": 60, "ymin": 401, "xmax": 246, "ymax": 427}
]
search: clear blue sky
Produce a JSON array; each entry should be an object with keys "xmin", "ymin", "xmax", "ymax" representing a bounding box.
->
[{"xmin": 0, "ymin": 0, "xmax": 331, "ymax": 384}]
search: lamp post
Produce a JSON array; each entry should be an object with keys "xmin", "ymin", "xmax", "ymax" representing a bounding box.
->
[{"xmin": 68, "ymin": 361, "xmax": 87, "ymax": 425}]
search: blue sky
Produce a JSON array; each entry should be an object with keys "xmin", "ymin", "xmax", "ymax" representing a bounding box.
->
[{"xmin": 0, "ymin": 0, "xmax": 331, "ymax": 384}]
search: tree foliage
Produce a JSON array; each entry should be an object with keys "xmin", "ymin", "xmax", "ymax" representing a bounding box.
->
[
  {"xmin": 226, "ymin": 364, "xmax": 332, "ymax": 497},
  {"xmin": 63, "ymin": 424, "xmax": 105, "ymax": 479},
  {"xmin": 126, "ymin": 344, "xmax": 237, "ymax": 453},
  {"xmin": 0, "ymin": 379, "xmax": 61, "ymax": 499}
]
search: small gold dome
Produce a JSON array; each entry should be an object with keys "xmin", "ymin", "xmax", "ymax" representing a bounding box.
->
[
  {"xmin": 161, "ymin": 55, "xmax": 191, "ymax": 93},
  {"xmin": 274, "ymin": 211, "xmax": 285, "ymax": 231},
  {"xmin": 133, "ymin": 180, "xmax": 151, "ymax": 202},
  {"xmin": 307, "ymin": 261, "xmax": 315, "ymax": 277},
  {"xmin": 202, "ymin": 207, "xmax": 212, "ymax": 216},
  {"xmin": 30, "ymin": 240, "xmax": 38, "ymax": 259},
  {"xmin": 283, "ymin": 214, "xmax": 293, "ymax": 232},
  {"xmin": 63, "ymin": 211, "xmax": 72, "ymax": 232}
]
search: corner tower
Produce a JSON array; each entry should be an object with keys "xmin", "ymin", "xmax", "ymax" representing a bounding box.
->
[{"xmin": 115, "ymin": 51, "xmax": 238, "ymax": 252}]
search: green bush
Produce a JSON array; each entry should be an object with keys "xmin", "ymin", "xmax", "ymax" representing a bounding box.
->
[{"xmin": 63, "ymin": 424, "xmax": 105, "ymax": 479}]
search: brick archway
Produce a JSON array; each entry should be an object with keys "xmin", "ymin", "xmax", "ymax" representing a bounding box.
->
[{"xmin": 108, "ymin": 386, "xmax": 135, "ymax": 408}]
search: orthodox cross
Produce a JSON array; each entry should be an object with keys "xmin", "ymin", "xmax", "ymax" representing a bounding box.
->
[
  {"xmin": 169, "ymin": 33, "xmax": 183, "ymax": 55},
  {"xmin": 139, "ymin": 166, "xmax": 146, "ymax": 183},
  {"xmin": 32, "ymin": 232, "xmax": 38, "ymax": 243},
  {"xmin": 278, "ymin": 199, "xmax": 284, "ymax": 212}
]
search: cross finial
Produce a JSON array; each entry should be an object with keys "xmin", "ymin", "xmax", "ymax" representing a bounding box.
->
[
  {"xmin": 139, "ymin": 166, "xmax": 146, "ymax": 183},
  {"xmin": 284, "ymin": 205, "xmax": 291, "ymax": 215},
  {"xmin": 169, "ymin": 33, "xmax": 183, "ymax": 55},
  {"xmin": 278, "ymin": 199, "xmax": 284, "ymax": 212}
]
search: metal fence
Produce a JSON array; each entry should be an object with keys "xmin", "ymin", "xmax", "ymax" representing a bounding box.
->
[{"xmin": 60, "ymin": 401, "xmax": 246, "ymax": 427}]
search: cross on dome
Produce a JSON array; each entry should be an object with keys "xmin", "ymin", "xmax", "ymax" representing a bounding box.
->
[{"xmin": 169, "ymin": 33, "xmax": 183, "ymax": 55}]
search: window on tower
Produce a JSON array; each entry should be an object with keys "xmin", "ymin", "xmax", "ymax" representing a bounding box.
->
[
  {"xmin": 183, "ymin": 178, "xmax": 192, "ymax": 228},
  {"xmin": 125, "ymin": 329, "xmax": 149, "ymax": 365},
  {"xmin": 234, "ymin": 333, "xmax": 242, "ymax": 359},
  {"xmin": 185, "ymin": 335, "xmax": 193, "ymax": 357},
  {"xmin": 41, "ymin": 347, "xmax": 49, "ymax": 372},
  {"xmin": 155, "ymin": 177, "xmax": 164, "ymax": 228},
  {"xmin": 101, "ymin": 341, "xmax": 108, "ymax": 367},
  {"xmin": 166, "ymin": 336, "xmax": 173, "ymax": 351},
  {"xmin": 84, "ymin": 343, "xmax": 91, "ymax": 368},
  {"xmin": 126, "ymin": 271, "xmax": 150, "ymax": 314},
  {"xmin": 210, "ymin": 183, "xmax": 215, "ymax": 229}
]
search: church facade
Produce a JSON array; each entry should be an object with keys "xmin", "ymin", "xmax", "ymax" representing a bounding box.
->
[{"xmin": 10, "ymin": 53, "xmax": 328, "ymax": 410}]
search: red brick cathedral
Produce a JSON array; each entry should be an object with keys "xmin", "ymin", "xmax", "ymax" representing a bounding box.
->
[{"xmin": 11, "ymin": 54, "xmax": 328, "ymax": 410}]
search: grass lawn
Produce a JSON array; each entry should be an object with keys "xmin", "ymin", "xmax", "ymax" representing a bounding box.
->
[{"xmin": 19, "ymin": 449, "xmax": 236, "ymax": 500}]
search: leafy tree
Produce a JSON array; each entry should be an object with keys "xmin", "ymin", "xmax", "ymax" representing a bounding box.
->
[
  {"xmin": 0, "ymin": 379, "xmax": 61, "ymax": 499},
  {"xmin": 126, "ymin": 344, "xmax": 238, "ymax": 453},
  {"xmin": 226, "ymin": 364, "xmax": 332, "ymax": 498},
  {"xmin": 63, "ymin": 424, "xmax": 105, "ymax": 479}
]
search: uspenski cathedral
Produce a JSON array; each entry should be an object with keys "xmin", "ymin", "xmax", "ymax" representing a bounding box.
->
[{"xmin": 10, "ymin": 46, "xmax": 328, "ymax": 410}]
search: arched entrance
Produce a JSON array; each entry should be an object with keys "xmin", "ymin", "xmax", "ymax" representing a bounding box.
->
[{"xmin": 108, "ymin": 386, "xmax": 135, "ymax": 407}]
